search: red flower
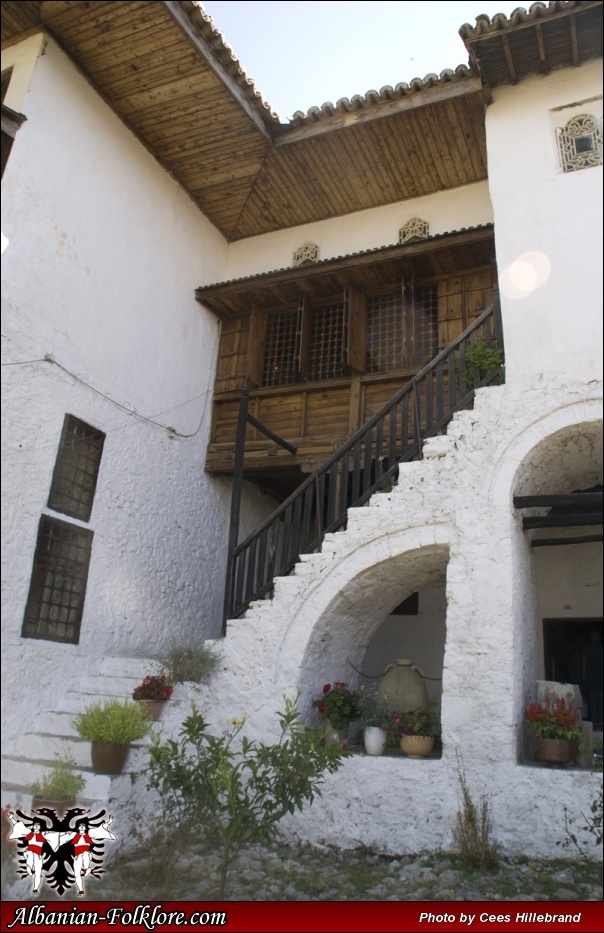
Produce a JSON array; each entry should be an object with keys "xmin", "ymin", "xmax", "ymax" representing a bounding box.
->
[{"xmin": 322, "ymin": 684, "xmax": 331, "ymax": 694}]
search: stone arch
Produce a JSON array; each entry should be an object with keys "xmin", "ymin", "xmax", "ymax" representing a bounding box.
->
[{"xmin": 271, "ymin": 526, "xmax": 453, "ymax": 719}]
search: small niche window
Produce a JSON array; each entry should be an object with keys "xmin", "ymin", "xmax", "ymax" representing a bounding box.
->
[
  {"xmin": 293, "ymin": 241, "xmax": 319, "ymax": 267},
  {"xmin": 21, "ymin": 516, "xmax": 94, "ymax": 645},
  {"xmin": 556, "ymin": 113, "xmax": 603, "ymax": 173},
  {"xmin": 48, "ymin": 415, "xmax": 105, "ymax": 522}
]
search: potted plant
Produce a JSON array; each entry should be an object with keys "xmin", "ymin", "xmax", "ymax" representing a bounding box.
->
[
  {"xmin": 73, "ymin": 699, "xmax": 151, "ymax": 775},
  {"xmin": 356, "ymin": 684, "xmax": 391, "ymax": 755},
  {"xmin": 30, "ymin": 754, "xmax": 85, "ymax": 814},
  {"xmin": 132, "ymin": 674, "xmax": 173, "ymax": 720},
  {"xmin": 524, "ymin": 696, "xmax": 581, "ymax": 765},
  {"xmin": 390, "ymin": 695, "xmax": 440, "ymax": 758},
  {"xmin": 313, "ymin": 682, "xmax": 359, "ymax": 744}
]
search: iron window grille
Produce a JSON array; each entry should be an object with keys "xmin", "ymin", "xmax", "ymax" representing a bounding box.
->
[
  {"xmin": 47, "ymin": 414, "xmax": 105, "ymax": 522},
  {"xmin": 21, "ymin": 515, "xmax": 94, "ymax": 645}
]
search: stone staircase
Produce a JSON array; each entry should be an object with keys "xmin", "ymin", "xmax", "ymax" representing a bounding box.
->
[{"xmin": 1, "ymin": 656, "xmax": 176, "ymax": 814}]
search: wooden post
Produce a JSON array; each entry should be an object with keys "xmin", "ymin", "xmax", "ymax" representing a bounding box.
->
[{"xmin": 222, "ymin": 387, "xmax": 249, "ymax": 635}]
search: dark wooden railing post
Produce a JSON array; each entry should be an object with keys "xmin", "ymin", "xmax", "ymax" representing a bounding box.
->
[{"xmin": 222, "ymin": 387, "xmax": 249, "ymax": 634}]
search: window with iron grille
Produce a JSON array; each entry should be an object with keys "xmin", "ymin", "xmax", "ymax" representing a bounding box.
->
[
  {"xmin": 21, "ymin": 516, "xmax": 93, "ymax": 645},
  {"xmin": 261, "ymin": 309, "xmax": 299, "ymax": 387},
  {"xmin": 47, "ymin": 414, "xmax": 105, "ymax": 522},
  {"xmin": 306, "ymin": 298, "xmax": 346, "ymax": 381},
  {"xmin": 366, "ymin": 284, "xmax": 438, "ymax": 373}
]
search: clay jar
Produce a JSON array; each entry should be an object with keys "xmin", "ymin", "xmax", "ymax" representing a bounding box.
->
[{"xmin": 377, "ymin": 659, "xmax": 428, "ymax": 712}]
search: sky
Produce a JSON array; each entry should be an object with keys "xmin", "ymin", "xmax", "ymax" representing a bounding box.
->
[{"xmin": 200, "ymin": 1, "xmax": 527, "ymax": 120}]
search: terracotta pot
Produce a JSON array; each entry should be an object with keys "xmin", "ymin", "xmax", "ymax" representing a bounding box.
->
[
  {"xmin": 400, "ymin": 735, "xmax": 434, "ymax": 758},
  {"xmin": 31, "ymin": 796, "xmax": 75, "ymax": 816},
  {"xmin": 535, "ymin": 737, "xmax": 576, "ymax": 765},
  {"xmin": 364, "ymin": 726, "xmax": 387, "ymax": 756},
  {"xmin": 139, "ymin": 700, "xmax": 164, "ymax": 721},
  {"xmin": 91, "ymin": 741, "xmax": 129, "ymax": 775}
]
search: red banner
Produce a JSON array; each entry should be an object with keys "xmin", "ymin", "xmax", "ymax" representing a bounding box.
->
[{"xmin": 1, "ymin": 901, "xmax": 603, "ymax": 933}]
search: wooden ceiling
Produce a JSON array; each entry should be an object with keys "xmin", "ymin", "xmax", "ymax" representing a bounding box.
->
[{"xmin": 2, "ymin": 2, "xmax": 601, "ymax": 242}]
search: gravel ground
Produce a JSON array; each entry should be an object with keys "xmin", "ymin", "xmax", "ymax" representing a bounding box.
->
[{"xmin": 99, "ymin": 839, "xmax": 602, "ymax": 903}]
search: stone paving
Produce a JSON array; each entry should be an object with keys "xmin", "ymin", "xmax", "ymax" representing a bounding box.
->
[{"xmin": 99, "ymin": 840, "xmax": 602, "ymax": 903}]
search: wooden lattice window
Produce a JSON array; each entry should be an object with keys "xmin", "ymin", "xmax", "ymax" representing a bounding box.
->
[
  {"xmin": 48, "ymin": 415, "xmax": 105, "ymax": 521},
  {"xmin": 307, "ymin": 298, "xmax": 346, "ymax": 381},
  {"xmin": 366, "ymin": 284, "xmax": 438, "ymax": 373},
  {"xmin": 261, "ymin": 308, "xmax": 299, "ymax": 387},
  {"xmin": 21, "ymin": 516, "xmax": 94, "ymax": 645}
]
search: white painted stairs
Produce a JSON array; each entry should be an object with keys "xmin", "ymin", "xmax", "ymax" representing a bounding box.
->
[{"xmin": 1, "ymin": 656, "xmax": 179, "ymax": 813}]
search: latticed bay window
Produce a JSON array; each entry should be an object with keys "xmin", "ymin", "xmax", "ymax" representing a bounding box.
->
[
  {"xmin": 365, "ymin": 283, "xmax": 438, "ymax": 373},
  {"xmin": 21, "ymin": 516, "xmax": 93, "ymax": 644},
  {"xmin": 261, "ymin": 285, "xmax": 439, "ymax": 386},
  {"xmin": 261, "ymin": 295, "xmax": 349, "ymax": 387}
]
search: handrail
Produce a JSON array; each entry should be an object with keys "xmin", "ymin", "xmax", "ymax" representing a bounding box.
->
[{"xmin": 223, "ymin": 292, "xmax": 503, "ymax": 627}]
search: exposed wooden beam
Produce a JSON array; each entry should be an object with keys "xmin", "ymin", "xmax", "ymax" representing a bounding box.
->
[
  {"xmin": 196, "ymin": 226, "xmax": 494, "ymax": 303},
  {"xmin": 569, "ymin": 13, "xmax": 580, "ymax": 67},
  {"xmin": 535, "ymin": 24, "xmax": 549, "ymax": 76},
  {"xmin": 273, "ymin": 79, "xmax": 485, "ymax": 147},
  {"xmin": 523, "ymin": 513, "xmax": 603, "ymax": 530},
  {"xmin": 514, "ymin": 493, "xmax": 603, "ymax": 508},
  {"xmin": 501, "ymin": 34, "xmax": 518, "ymax": 84},
  {"xmin": 161, "ymin": 0, "xmax": 275, "ymax": 146},
  {"xmin": 531, "ymin": 534, "xmax": 602, "ymax": 547}
]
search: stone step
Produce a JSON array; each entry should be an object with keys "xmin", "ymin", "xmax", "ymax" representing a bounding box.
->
[
  {"xmin": 98, "ymin": 656, "xmax": 162, "ymax": 679},
  {"xmin": 14, "ymin": 733, "xmax": 90, "ymax": 767},
  {"xmin": 1, "ymin": 756, "xmax": 113, "ymax": 798}
]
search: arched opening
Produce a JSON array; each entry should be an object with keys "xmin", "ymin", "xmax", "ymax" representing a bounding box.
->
[
  {"xmin": 513, "ymin": 419, "xmax": 603, "ymax": 743},
  {"xmin": 298, "ymin": 540, "xmax": 450, "ymax": 753}
]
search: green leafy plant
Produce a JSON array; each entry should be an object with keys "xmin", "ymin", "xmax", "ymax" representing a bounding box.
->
[
  {"xmin": 356, "ymin": 684, "xmax": 391, "ymax": 730},
  {"xmin": 389, "ymin": 695, "xmax": 440, "ymax": 738},
  {"xmin": 558, "ymin": 785, "xmax": 603, "ymax": 861},
  {"xmin": 313, "ymin": 682, "xmax": 359, "ymax": 731},
  {"xmin": 73, "ymin": 699, "xmax": 151, "ymax": 745},
  {"xmin": 161, "ymin": 642, "xmax": 221, "ymax": 684},
  {"xmin": 524, "ymin": 696, "xmax": 581, "ymax": 740},
  {"xmin": 30, "ymin": 754, "xmax": 85, "ymax": 800},
  {"xmin": 132, "ymin": 674, "xmax": 173, "ymax": 702},
  {"xmin": 145, "ymin": 696, "xmax": 345, "ymax": 898},
  {"xmin": 453, "ymin": 758, "xmax": 499, "ymax": 870},
  {"xmin": 462, "ymin": 340, "xmax": 503, "ymax": 389}
]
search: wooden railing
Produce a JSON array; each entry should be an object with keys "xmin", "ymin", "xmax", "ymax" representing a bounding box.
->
[{"xmin": 222, "ymin": 293, "xmax": 503, "ymax": 628}]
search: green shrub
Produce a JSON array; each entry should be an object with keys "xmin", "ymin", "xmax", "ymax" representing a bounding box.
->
[
  {"xmin": 462, "ymin": 340, "xmax": 503, "ymax": 389},
  {"xmin": 146, "ymin": 695, "xmax": 345, "ymax": 898},
  {"xmin": 161, "ymin": 642, "xmax": 221, "ymax": 684},
  {"xmin": 30, "ymin": 754, "xmax": 85, "ymax": 799},
  {"xmin": 73, "ymin": 699, "xmax": 151, "ymax": 745}
]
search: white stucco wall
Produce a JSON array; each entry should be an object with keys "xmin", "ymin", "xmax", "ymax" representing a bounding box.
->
[
  {"xmin": 486, "ymin": 60, "xmax": 603, "ymax": 388},
  {"xmin": 202, "ymin": 380, "xmax": 602, "ymax": 859},
  {"xmin": 224, "ymin": 181, "xmax": 494, "ymax": 280},
  {"xmin": 0, "ymin": 37, "xmax": 274, "ymax": 746}
]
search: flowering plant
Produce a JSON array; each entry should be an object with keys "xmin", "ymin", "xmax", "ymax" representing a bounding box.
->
[
  {"xmin": 524, "ymin": 696, "xmax": 581, "ymax": 740},
  {"xmin": 389, "ymin": 695, "xmax": 439, "ymax": 738},
  {"xmin": 313, "ymin": 682, "xmax": 359, "ymax": 731},
  {"xmin": 132, "ymin": 674, "xmax": 173, "ymax": 702}
]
